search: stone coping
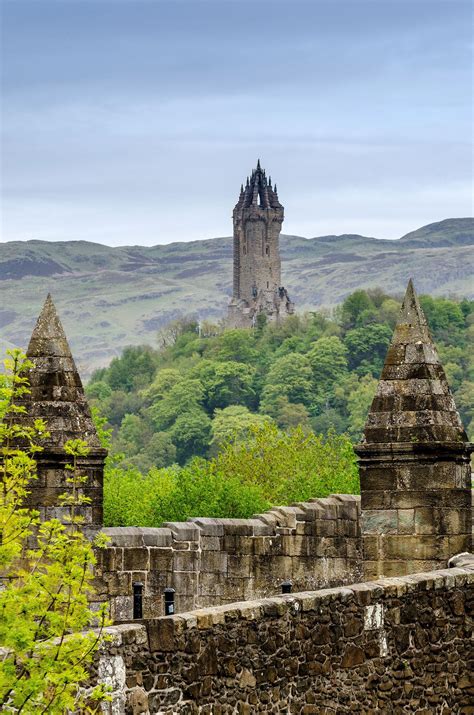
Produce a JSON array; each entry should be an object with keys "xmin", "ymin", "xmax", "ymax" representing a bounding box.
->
[
  {"xmin": 102, "ymin": 493, "xmax": 361, "ymax": 546},
  {"xmin": 103, "ymin": 554, "xmax": 474, "ymax": 648}
]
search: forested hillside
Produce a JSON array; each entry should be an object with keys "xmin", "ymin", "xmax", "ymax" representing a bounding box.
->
[
  {"xmin": 1, "ymin": 218, "xmax": 472, "ymax": 375},
  {"xmin": 88, "ymin": 288, "xmax": 474, "ymax": 472}
]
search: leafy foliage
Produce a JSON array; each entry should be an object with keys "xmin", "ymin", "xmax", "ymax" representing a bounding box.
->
[
  {"xmin": 103, "ymin": 422, "xmax": 358, "ymax": 527},
  {"xmin": 0, "ymin": 350, "xmax": 110, "ymax": 714},
  {"xmin": 88, "ymin": 289, "xmax": 473, "ymax": 471}
]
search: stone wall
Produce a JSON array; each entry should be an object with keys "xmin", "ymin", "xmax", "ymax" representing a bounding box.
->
[
  {"xmin": 95, "ymin": 554, "xmax": 474, "ymax": 714},
  {"xmin": 94, "ymin": 494, "xmax": 361, "ymax": 621}
]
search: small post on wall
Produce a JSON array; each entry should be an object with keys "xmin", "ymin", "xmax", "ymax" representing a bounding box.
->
[
  {"xmin": 164, "ymin": 587, "xmax": 176, "ymax": 616},
  {"xmin": 133, "ymin": 582, "xmax": 143, "ymax": 619}
]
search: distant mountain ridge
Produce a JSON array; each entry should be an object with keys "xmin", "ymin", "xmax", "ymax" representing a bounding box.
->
[{"xmin": 0, "ymin": 218, "xmax": 472, "ymax": 376}]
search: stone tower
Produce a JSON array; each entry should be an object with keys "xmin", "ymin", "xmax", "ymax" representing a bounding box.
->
[
  {"xmin": 227, "ymin": 161, "xmax": 294, "ymax": 327},
  {"xmin": 356, "ymin": 279, "xmax": 472, "ymax": 579},
  {"xmin": 15, "ymin": 295, "xmax": 106, "ymax": 530}
]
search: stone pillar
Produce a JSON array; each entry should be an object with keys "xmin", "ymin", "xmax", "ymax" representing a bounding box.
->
[
  {"xmin": 15, "ymin": 294, "xmax": 107, "ymax": 531},
  {"xmin": 355, "ymin": 280, "xmax": 472, "ymax": 579}
]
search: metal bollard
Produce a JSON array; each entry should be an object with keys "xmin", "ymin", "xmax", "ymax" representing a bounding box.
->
[
  {"xmin": 164, "ymin": 587, "xmax": 176, "ymax": 616},
  {"xmin": 281, "ymin": 580, "xmax": 293, "ymax": 594},
  {"xmin": 133, "ymin": 582, "xmax": 143, "ymax": 619}
]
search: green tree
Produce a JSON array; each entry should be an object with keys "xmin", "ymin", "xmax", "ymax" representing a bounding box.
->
[
  {"xmin": 340, "ymin": 290, "xmax": 374, "ymax": 329},
  {"xmin": 344, "ymin": 323, "xmax": 392, "ymax": 374},
  {"xmin": 214, "ymin": 422, "xmax": 358, "ymax": 505},
  {"xmin": 0, "ymin": 350, "xmax": 109, "ymax": 713},
  {"xmin": 260, "ymin": 353, "xmax": 313, "ymax": 416},
  {"xmin": 307, "ymin": 336, "xmax": 348, "ymax": 392},
  {"xmin": 105, "ymin": 346, "xmax": 157, "ymax": 392},
  {"xmin": 169, "ymin": 410, "xmax": 212, "ymax": 463},
  {"xmin": 193, "ymin": 360, "xmax": 256, "ymax": 411},
  {"xmin": 209, "ymin": 405, "xmax": 272, "ymax": 455},
  {"xmin": 147, "ymin": 378, "xmax": 205, "ymax": 431}
]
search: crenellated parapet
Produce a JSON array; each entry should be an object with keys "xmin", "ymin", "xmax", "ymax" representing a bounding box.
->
[{"xmin": 93, "ymin": 494, "xmax": 361, "ymax": 621}]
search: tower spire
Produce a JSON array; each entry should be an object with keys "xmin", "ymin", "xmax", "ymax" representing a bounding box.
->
[{"xmin": 229, "ymin": 163, "xmax": 293, "ymax": 327}]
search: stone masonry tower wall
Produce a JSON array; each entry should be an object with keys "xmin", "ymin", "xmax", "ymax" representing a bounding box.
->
[
  {"xmin": 15, "ymin": 295, "xmax": 107, "ymax": 530},
  {"xmin": 356, "ymin": 279, "xmax": 473, "ymax": 579},
  {"xmin": 228, "ymin": 161, "xmax": 294, "ymax": 327}
]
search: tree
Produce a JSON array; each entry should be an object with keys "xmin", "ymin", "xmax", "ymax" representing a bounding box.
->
[
  {"xmin": 105, "ymin": 346, "xmax": 157, "ymax": 392},
  {"xmin": 147, "ymin": 378, "xmax": 205, "ymax": 431},
  {"xmin": 307, "ymin": 336, "xmax": 348, "ymax": 391},
  {"xmin": 0, "ymin": 350, "xmax": 109, "ymax": 713},
  {"xmin": 260, "ymin": 353, "xmax": 313, "ymax": 416},
  {"xmin": 169, "ymin": 410, "xmax": 212, "ymax": 463},
  {"xmin": 193, "ymin": 360, "xmax": 256, "ymax": 412},
  {"xmin": 214, "ymin": 422, "xmax": 358, "ymax": 506},
  {"xmin": 209, "ymin": 406, "xmax": 272, "ymax": 455},
  {"xmin": 344, "ymin": 323, "xmax": 392, "ymax": 374},
  {"xmin": 340, "ymin": 290, "xmax": 374, "ymax": 329}
]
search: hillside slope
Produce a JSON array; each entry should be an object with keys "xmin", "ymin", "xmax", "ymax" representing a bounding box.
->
[{"xmin": 0, "ymin": 218, "xmax": 472, "ymax": 375}]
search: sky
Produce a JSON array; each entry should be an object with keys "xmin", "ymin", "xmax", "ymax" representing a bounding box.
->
[{"xmin": 0, "ymin": 0, "xmax": 472, "ymax": 246}]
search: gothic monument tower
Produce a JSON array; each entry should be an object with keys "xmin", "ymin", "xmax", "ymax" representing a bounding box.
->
[{"xmin": 227, "ymin": 161, "xmax": 294, "ymax": 327}]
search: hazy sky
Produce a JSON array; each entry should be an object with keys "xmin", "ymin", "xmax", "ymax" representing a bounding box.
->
[{"xmin": 1, "ymin": 0, "xmax": 472, "ymax": 246}]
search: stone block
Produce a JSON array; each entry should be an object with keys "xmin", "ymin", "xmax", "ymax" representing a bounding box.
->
[
  {"xmin": 200, "ymin": 551, "xmax": 227, "ymax": 574},
  {"xmin": 173, "ymin": 550, "xmax": 199, "ymax": 573},
  {"xmin": 164, "ymin": 522, "xmax": 200, "ymax": 542},
  {"xmin": 105, "ymin": 571, "xmax": 132, "ymax": 597},
  {"xmin": 123, "ymin": 547, "xmax": 150, "ymax": 572},
  {"xmin": 102, "ymin": 527, "xmax": 144, "ymax": 547},
  {"xmin": 362, "ymin": 510, "xmax": 398, "ymax": 535},
  {"xmin": 397, "ymin": 509, "xmax": 415, "ymax": 534},
  {"xmin": 223, "ymin": 535, "xmax": 254, "ymax": 554},
  {"xmin": 143, "ymin": 595, "xmax": 164, "ymax": 619},
  {"xmin": 149, "ymin": 548, "xmax": 173, "ymax": 572},
  {"xmin": 172, "ymin": 571, "xmax": 197, "ymax": 596},
  {"xmin": 198, "ymin": 572, "xmax": 223, "ymax": 597},
  {"xmin": 148, "ymin": 618, "xmax": 181, "ymax": 652},
  {"xmin": 227, "ymin": 554, "xmax": 252, "ymax": 578},
  {"xmin": 189, "ymin": 518, "xmax": 225, "ymax": 536},
  {"xmin": 382, "ymin": 534, "xmax": 448, "ymax": 561},
  {"xmin": 361, "ymin": 491, "xmax": 391, "ymax": 509},
  {"xmin": 363, "ymin": 536, "xmax": 380, "ymax": 561},
  {"xmin": 95, "ymin": 546, "xmax": 123, "ymax": 572},
  {"xmin": 360, "ymin": 468, "xmax": 398, "ymax": 491},
  {"xmin": 140, "ymin": 528, "xmax": 173, "ymax": 547},
  {"xmin": 111, "ymin": 595, "xmax": 133, "ymax": 621},
  {"xmin": 200, "ymin": 536, "xmax": 222, "ymax": 551},
  {"xmin": 253, "ymin": 535, "xmax": 280, "ymax": 556}
]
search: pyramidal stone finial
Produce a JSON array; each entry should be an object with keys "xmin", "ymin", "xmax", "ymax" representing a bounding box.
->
[
  {"xmin": 362, "ymin": 279, "xmax": 467, "ymax": 445},
  {"xmin": 24, "ymin": 294, "xmax": 102, "ymax": 449},
  {"xmin": 356, "ymin": 278, "xmax": 472, "ymax": 580}
]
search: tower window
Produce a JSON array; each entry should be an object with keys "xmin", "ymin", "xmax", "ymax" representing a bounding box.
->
[
  {"xmin": 267, "ymin": 281, "xmax": 269, "ymax": 289},
  {"xmin": 265, "ymin": 245, "xmax": 270, "ymax": 256}
]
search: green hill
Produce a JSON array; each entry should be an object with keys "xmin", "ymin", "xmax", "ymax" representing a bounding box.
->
[{"xmin": 0, "ymin": 218, "xmax": 472, "ymax": 375}]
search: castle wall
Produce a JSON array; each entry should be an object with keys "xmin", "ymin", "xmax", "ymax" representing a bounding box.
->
[
  {"xmin": 93, "ymin": 494, "xmax": 362, "ymax": 621},
  {"xmin": 94, "ymin": 555, "xmax": 474, "ymax": 714}
]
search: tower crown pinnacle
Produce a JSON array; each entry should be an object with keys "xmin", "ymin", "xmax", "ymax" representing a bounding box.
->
[{"xmin": 235, "ymin": 161, "xmax": 281, "ymax": 210}]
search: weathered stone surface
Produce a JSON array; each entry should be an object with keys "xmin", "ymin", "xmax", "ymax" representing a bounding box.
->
[
  {"xmin": 93, "ymin": 562, "xmax": 474, "ymax": 713},
  {"xmin": 10, "ymin": 294, "xmax": 107, "ymax": 527},
  {"xmin": 94, "ymin": 495, "xmax": 362, "ymax": 618},
  {"xmin": 356, "ymin": 280, "xmax": 473, "ymax": 578}
]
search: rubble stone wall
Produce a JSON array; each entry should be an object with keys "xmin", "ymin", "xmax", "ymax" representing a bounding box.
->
[
  {"xmin": 96, "ymin": 556, "xmax": 474, "ymax": 714},
  {"xmin": 94, "ymin": 494, "xmax": 361, "ymax": 621}
]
